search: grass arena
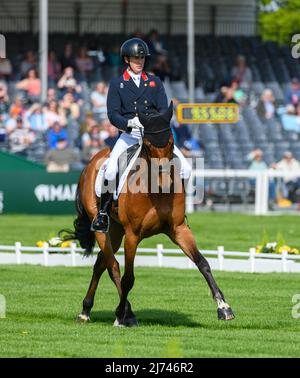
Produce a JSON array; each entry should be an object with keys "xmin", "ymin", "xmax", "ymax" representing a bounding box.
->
[{"xmin": 1, "ymin": 213, "xmax": 300, "ymax": 358}]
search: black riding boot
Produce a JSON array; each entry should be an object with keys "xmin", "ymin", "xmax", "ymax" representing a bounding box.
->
[{"xmin": 91, "ymin": 193, "xmax": 114, "ymax": 233}]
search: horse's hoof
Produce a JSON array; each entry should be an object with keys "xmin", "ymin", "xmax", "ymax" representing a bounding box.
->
[
  {"xmin": 124, "ymin": 317, "xmax": 139, "ymax": 327},
  {"xmin": 113, "ymin": 317, "xmax": 139, "ymax": 327},
  {"xmin": 77, "ymin": 313, "xmax": 91, "ymax": 323},
  {"xmin": 113, "ymin": 318, "xmax": 125, "ymax": 327},
  {"xmin": 217, "ymin": 307, "xmax": 235, "ymax": 321}
]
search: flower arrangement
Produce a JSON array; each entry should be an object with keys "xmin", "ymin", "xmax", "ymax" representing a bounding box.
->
[
  {"xmin": 255, "ymin": 231, "xmax": 299, "ymax": 255},
  {"xmin": 36, "ymin": 236, "xmax": 73, "ymax": 248}
]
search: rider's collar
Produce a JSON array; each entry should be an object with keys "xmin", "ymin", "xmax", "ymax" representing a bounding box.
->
[{"xmin": 123, "ymin": 69, "xmax": 148, "ymax": 82}]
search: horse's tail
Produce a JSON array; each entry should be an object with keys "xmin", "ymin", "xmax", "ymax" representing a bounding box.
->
[{"xmin": 59, "ymin": 185, "xmax": 95, "ymax": 257}]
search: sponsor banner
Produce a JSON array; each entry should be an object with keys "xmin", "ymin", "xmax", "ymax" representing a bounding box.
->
[{"xmin": 0, "ymin": 171, "xmax": 80, "ymax": 214}]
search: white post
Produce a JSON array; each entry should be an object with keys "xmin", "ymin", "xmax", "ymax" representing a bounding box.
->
[
  {"xmin": 282, "ymin": 250, "xmax": 288, "ymax": 273},
  {"xmin": 15, "ymin": 242, "xmax": 21, "ymax": 265},
  {"xmin": 217, "ymin": 246, "xmax": 224, "ymax": 271},
  {"xmin": 255, "ymin": 171, "xmax": 269, "ymax": 215},
  {"xmin": 261, "ymin": 172, "xmax": 269, "ymax": 215},
  {"xmin": 187, "ymin": 0, "xmax": 195, "ymax": 103},
  {"xmin": 71, "ymin": 243, "xmax": 76, "ymax": 267},
  {"xmin": 249, "ymin": 247, "xmax": 256, "ymax": 273},
  {"xmin": 255, "ymin": 172, "xmax": 262, "ymax": 215},
  {"xmin": 43, "ymin": 242, "xmax": 49, "ymax": 266},
  {"xmin": 157, "ymin": 244, "xmax": 163, "ymax": 267},
  {"xmin": 185, "ymin": 175, "xmax": 194, "ymax": 213},
  {"xmin": 39, "ymin": 0, "xmax": 48, "ymax": 102}
]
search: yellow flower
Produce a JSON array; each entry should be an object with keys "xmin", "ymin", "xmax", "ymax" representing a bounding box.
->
[
  {"xmin": 278, "ymin": 245, "xmax": 291, "ymax": 254},
  {"xmin": 61, "ymin": 241, "xmax": 72, "ymax": 248},
  {"xmin": 290, "ymin": 248, "xmax": 299, "ymax": 255},
  {"xmin": 255, "ymin": 245, "xmax": 263, "ymax": 254},
  {"xmin": 36, "ymin": 240, "xmax": 47, "ymax": 247}
]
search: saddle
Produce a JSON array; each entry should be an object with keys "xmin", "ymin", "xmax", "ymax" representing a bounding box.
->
[{"xmin": 95, "ymin": 142, "xmax": 142, "ymax": 201}]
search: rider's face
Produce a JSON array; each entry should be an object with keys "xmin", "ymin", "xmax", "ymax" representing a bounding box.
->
[{"xmin": 126, "ymin": 56, "xmax": 145, "ymax": 74}]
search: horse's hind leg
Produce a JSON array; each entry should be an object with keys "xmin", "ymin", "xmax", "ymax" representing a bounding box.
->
[
  {"xmin": 78, "ymin": 231, "xmax": 120, "ymax": 322},
  {"xmin": 169, "ymin": 224, "xmax": 234, "ymax": 321},
  {"xmin": 78, "ymin": 250, "xmax": 107, "ymax": 322}
]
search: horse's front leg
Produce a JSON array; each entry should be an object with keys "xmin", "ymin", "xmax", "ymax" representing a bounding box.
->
[
  {"xmin": 114, "ymin": 231, "xmax": 139, "ymax": 327},
  {"xmin": 169, "ymin": 224, "xmax": 235, "ymax": 321}
]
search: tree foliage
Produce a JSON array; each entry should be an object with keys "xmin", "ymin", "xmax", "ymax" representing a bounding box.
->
[{"xmin": 259, "ymin": 0, "xmax": 300, "ymax": 45}]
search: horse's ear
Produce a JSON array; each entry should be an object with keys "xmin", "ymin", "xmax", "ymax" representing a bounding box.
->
[{"xmin": 162, "ymin": 101, "xmax": 173, "ymax": 123}]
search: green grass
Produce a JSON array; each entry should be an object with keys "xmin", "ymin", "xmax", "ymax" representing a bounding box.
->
[
  {"xmin": 0, "ymin": 265, "xmax": 300, "ymax": 357},
  {"xmin": 0, "ymin": 213, "xmax": 299, "ymax": 251}
]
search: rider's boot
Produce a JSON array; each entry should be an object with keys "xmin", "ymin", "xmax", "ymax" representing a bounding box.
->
[{"xmin": 91, "ymin": 192, "xmax": 114, "ymax": 233}]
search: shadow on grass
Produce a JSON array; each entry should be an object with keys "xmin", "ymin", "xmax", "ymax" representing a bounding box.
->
[{"xmin": 90, "ymin": 309, "xmax": 201, "ymax": 328}]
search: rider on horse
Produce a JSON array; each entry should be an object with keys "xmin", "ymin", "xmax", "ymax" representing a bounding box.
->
[{"xmin": 91, "ymin": 37, "xmax": 192, "ymax": 232}]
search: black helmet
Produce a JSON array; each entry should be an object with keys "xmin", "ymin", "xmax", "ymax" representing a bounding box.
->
[{"xmin": 120, "ymin": 38, "xmax": 150, "ymax": 60}]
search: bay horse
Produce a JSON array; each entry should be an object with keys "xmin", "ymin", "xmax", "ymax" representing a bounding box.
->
[{"xmin": 62, "ymin": 103, "xmax": 234, "ymax": 326}]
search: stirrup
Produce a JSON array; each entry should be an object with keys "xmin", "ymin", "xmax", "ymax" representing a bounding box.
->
[{"xmin": 91, "ymin": 211, "xmax": 110, "ymax": 233}]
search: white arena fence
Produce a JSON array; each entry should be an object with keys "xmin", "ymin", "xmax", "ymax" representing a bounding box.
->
[
  {"xmin": 186, "ymin": 169, "xmax": 300, "ymax": 215},
  {"xmin": 0, "ymin": 242, "xmax": 300, "ymax": 273}
]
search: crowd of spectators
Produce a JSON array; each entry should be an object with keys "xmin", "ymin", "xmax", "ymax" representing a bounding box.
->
[
  {"xmin": 0, "ymin": 30, "xmax": 300, "ymax": 206},
  {"xmin": 0, "ymin": 29, "xmax": 176, "ymax": 173}
]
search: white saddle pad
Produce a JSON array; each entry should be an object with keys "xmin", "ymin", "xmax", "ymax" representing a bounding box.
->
[{"xmin": 95, "ymin": 144, "xmax": 142, "ymax": 200}]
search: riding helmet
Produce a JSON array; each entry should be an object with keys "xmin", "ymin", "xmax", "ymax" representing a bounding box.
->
[{"xmin": 120, "ymin": 38, "xmax": 150, "ymax": 59}]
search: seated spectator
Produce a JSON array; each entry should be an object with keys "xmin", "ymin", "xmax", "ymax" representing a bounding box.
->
[
  {"xmin": 0, "ymin": 113, "xmax": 6, "ymax": 142},
  {"xmin": 8, "ymin": 116, "xmax": 35, "ymax": 155},
  {"xmin": 81, "ymin": 136, "xmax": 106, "ymax": 164},
  {"xmin": 180, "ymin": 139, "xmax": 202, "ymax": 158},
  {"xmin": 60, "ymin": 43, "xmax": 76, "ymax": 71},
  {"xmin": 247, "ymin": 149, "xmax": 276, "ymax": 206},
  {"xmin": 9, "ymin": 96, "xmax": 25, "ymax": 118},
  {"xmin": 101, "ymin": 120, "xmax": 118, "ymax": 148},
  {"xmin": 285, "ymin": 78, "xmax": 300, "ymax": 114},
  {"xmin": 60, "ymin": 92, "xmax": 80, "ymax": 121},
  {"xmin": 5, "ymin": 113, "xmax": 20, "ymax": 135},
  {"xmin": 215, "ymin": 81, "xmax": 239, "ymax": 104},
  {"xmin": 46, "ymin": 87, "xmax": 58, "ymax": 103},
  {"xmin": 278, "ymin": 104, "xmax": 300, "ymax": 133},
  {"xmin": 45, "ymin": 137, "xmax": 79, "ymax": 172},
  {"xmin": 48, "ymin": 51, "xmax": 62, "ymax": 85},
  {"xmin": 257, "ymin": 88, "xmax": 277, "ymax": 120},
  {"xmin": 16, "ymin": 68, "xmax": 41, "ymax": 103},
  {"xmin": 47, "ymin": 121, "xmax": 68, "ymax": 149},
  {"xmin": 275, "ymin": 151, "xmax": 300, "ymax": 202},
  {"xmin": 107, "ymin": 45, "xmax": 122, "ymax": 78},
  {"xmin": 44, "ymin": 100, "xmax": 66, "ymax": 128},
  {"xmin": 57, "ymin": 66, "xmax": 82, "ymax": 102},
  {"xmin": 76, "ymin": 47, "xmax": 94, "ymax": 82},
  {"xmin": 20, "ymin": 51, "xmax": 37, "ymax": 79},
  {"xmin": 148, "ymin": 29, "xmax": 167, "ymax": 56},
  {"xmin": 151, "ymin": 53, "xmax": 171, "ymax": 82},
  {"xmin": 24, "ymin": 103, "xmax": 48, "ymax": 133},
  {"xmin": 81, "ymin": 123, "xmax": 100, "ymax": 148},
  {"xmin": 0, "ymin": 82, "xmax": 10, "ymax": 115},
  {"xmin": 231, "ymin": 55, "xmax": 252, "ymax": 92},
  {"xmin": 0, "ymin": 58, "xmax": 12, "ymax": 82},
  {"xmin": 91, "ymin": 81, "xmax": 108, "ymax": 121},
  {"xmin": 80, "ymin": 111, "xmax": 97, "ymax": 140}
]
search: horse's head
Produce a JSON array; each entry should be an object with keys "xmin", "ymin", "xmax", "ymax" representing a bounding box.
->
[{"xmin": 139, "ymin": 102, "xmax": 174, "ymax": 160}]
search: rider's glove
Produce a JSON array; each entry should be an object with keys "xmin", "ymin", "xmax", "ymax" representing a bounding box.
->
[{"xmin": 127, "ymin": 116, "xmax": 144, "ymax": 130}]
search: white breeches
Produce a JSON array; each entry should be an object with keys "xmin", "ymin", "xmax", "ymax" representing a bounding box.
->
[{"xmin": 104, "ymin": 133, "xmax": 192, "ymax": 181}]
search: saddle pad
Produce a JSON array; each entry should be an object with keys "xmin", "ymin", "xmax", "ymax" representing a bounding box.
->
[{"xmin": 95, "ymin": 143, "xmax": 142, "ymax": 200}]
